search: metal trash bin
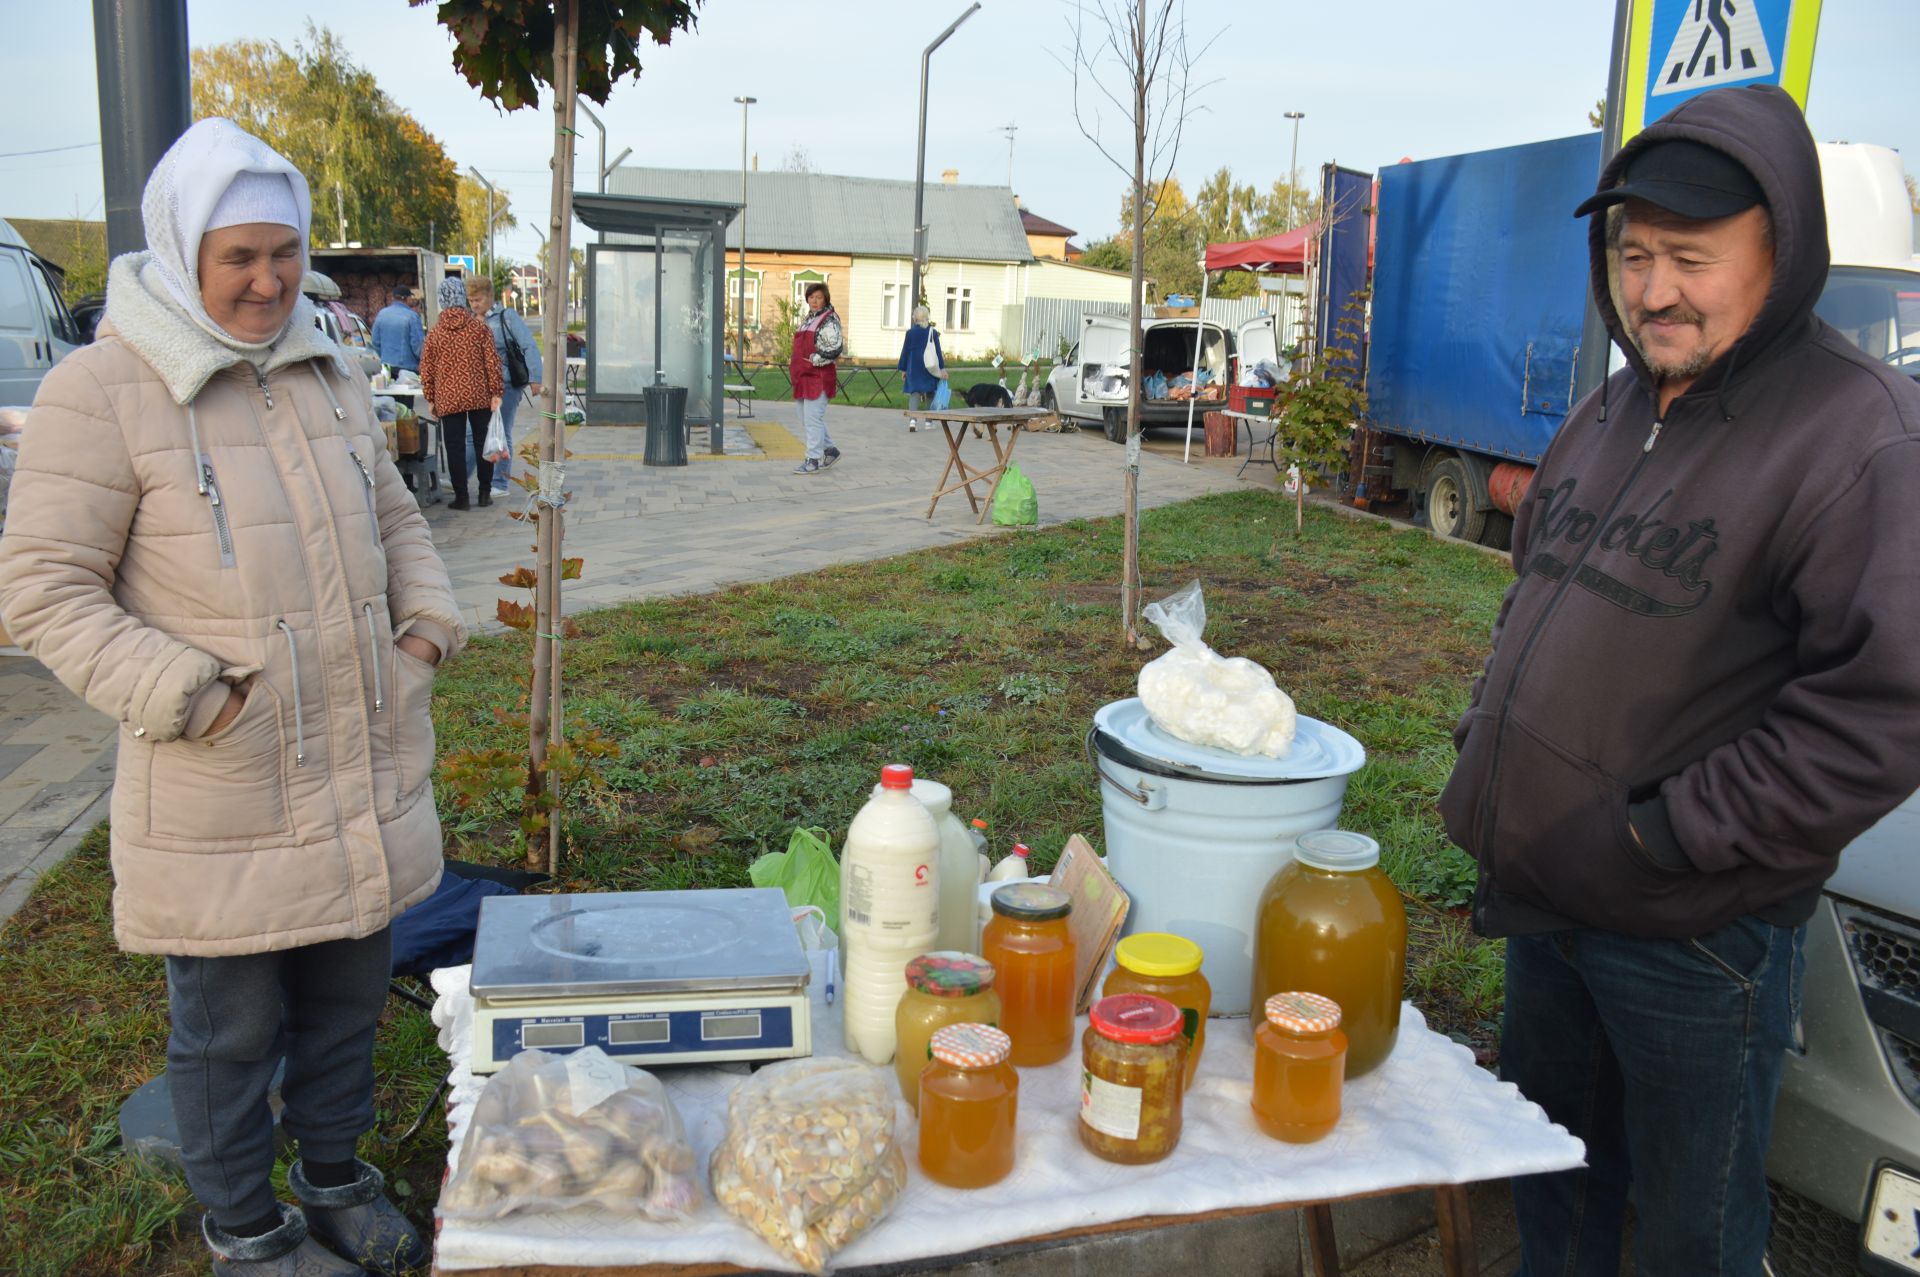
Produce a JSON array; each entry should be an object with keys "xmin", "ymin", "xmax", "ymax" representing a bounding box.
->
[{"xmin": 642, "ymin": 384, "xmax": 689, "ymax": 467}]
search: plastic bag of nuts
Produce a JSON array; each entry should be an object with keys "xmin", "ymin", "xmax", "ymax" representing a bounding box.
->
[
  {"xmin": 439, "ymin": 1048, "xmax": 699, "ymax": 1222},
  {"xmin": 710, "ymin": 1057, "xmax": 906, "ymax": 1274}
]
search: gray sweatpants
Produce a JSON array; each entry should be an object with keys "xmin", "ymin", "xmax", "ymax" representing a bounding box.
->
[{"xmin": 165, "ymin": 930, "xmax": 392, "ymax": 1227}]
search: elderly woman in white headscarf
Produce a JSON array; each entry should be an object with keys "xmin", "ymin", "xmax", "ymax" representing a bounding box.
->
[{"xmin": 0, "ymin": 119, "xmax": 461, "ymax": 1276}]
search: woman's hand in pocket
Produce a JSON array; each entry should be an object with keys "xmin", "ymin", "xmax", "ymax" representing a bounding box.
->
[
  {"xmin": 396, "ymin": 633, "xmax": 441, "ymax": 666},
  {"xmin": 205, "ymin": 686, "xmax": 248, "ymax": 737}
]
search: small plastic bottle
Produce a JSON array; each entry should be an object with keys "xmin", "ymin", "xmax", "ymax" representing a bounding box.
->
[{"xmin": 985, "ymin": 842, "xmax": 1032, "ymax": 883}]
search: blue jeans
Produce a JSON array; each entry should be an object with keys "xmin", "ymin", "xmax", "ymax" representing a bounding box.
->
[
  {"xmin": 493, "ymin": 386, "xmax": 522, "ymax": 490},
  {"xmin": 1502, "ymin": 918, "xmax": 1804, "ymax": 1276}
]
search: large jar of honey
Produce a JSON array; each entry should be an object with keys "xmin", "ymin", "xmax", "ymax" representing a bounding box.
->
[
  {"xmin": 894, "ymin": 952, "xmax": 1001, "ymax": 1112},
  {"xmin": 1252, "ymin": 991, "xmax": 1347, "ymax": 1143},
  {"xmin": 980, "ymin": 883, "xmax": 1076, "ymax": 1067},
  {"xmin": 1252, "ymin": 830, "xmax": 1406, "ymax": 1077},
  {"xmin": 918, "ymin": 1023, "xmax": 1019, "ymax": 1188},
  {"xmin": 1079, "ymin": 994, "xmax": 1185, "ymax": 1164},
  {"xmin": 1101, "ymin": 933, "xmax": 1210, "ymax": 1090}
]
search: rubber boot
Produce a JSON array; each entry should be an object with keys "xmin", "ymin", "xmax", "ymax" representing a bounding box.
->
[
  {"xmin": 290, "ymin": 1159, "xmax": 428, "ymax": 1277},
  {"xmin": 202, "ymin": 1205, "xmax": 368, "ymax": 1277}
]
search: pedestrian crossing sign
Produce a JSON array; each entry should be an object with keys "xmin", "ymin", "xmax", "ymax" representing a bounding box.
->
[{"xmin": 1620, "ymin": 0, "xmax": 1822, "ymax": 142}]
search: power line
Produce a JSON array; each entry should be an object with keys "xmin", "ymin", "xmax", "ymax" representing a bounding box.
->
[{"xmin": 0, "ymin": 141, "xmax": 100, "ymax": 159}]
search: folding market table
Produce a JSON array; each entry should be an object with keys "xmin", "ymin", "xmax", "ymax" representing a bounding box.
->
[{"xmin": 915, "ymin": 407, "xmax": 1053, "ymax": 524}]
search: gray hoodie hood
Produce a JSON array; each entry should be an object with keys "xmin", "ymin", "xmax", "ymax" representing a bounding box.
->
[{"xmin": 101, "ymin": 119, "xmax": 348, "ymax": 404}]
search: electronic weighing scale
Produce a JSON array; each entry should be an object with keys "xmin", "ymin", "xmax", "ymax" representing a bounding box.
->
[{"xmin": 469, "ymin": 887, "xmax": 813, "ymax": 1074}]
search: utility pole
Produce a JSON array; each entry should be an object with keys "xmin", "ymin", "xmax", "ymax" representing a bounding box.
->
[
  {"xmin": 1574, "ymin": 0, "xmax": 1636, "ymax": 401},
  {"xmin": 999, "ymin": 122, "xmax": 1017, "ymax": 190},
  {"xmin": 472, "ymin": 168, "xmax": 497, "ymax": 280},
  {"xmin": 576, "ymin": 99, "xmax": 608, "ymax": 194},
  {"xmin": 1283, "ymin": 111, "xmax": 1305, "ymax": 229},
  {"xmin": 733, "ymin": 96, "xmax": 756, "ymax": 367},
  {"xmin": 910, "ymin": 3, "xmax": 982, "ymax": 317},
  {"xmin": 92, "ymin": 0, "xmax": 191, "ymax": 259},
  {"xmin": 335, "ymin": 183, "xmax": 348, "ymax": 246}
]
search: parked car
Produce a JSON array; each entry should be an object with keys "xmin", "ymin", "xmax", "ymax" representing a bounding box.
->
[
  {"xmin": 305, "ymin": 271, "xmax": 382, "ymax": 379},
  {"xmin": 1766, "ymin": 792, "xmax": 1920, "ymax": 1276},
  {"xmin": 0, "ymin": 217, "xmax": 84, "ymax": 405},
  {"xmin": 1067, "ymin": 312, "xmax": 1279, "ymax": 441}
]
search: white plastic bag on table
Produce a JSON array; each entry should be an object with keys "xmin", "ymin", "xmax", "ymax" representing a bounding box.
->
[
  {"xmin": 710, "ymin": 1056, "xmax": 906, "ymax": 1274},
  {"xmin": 1138, "ymin": 580, "xmax": 1298, "ymax": 757},
  {"xmin": 438, "ymin": 1047, "xmax": 699, "ymax": 1222},
  {"xmin": 482, "ymin": 412, "xmax": 510, "ymax": 463}
]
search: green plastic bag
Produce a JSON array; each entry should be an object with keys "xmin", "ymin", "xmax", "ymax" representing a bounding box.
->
[
  {"xmin": 749, "ymin": 827, "xmax": 841, "ymax": 934},
  {"xmin": 991, "ymin": 464, "xmax": 1038, "ymax": 526}
]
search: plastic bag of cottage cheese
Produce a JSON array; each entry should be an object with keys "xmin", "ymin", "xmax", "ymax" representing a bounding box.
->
[{"xmin": 1138, "ymin": 580, "xmax": 1297, "ymax": 757}]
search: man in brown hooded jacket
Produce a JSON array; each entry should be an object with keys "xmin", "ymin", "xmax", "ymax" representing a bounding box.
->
[{"xmin": 1441, "ymin": 86, "xmax": 1920, "ymax": 1274}]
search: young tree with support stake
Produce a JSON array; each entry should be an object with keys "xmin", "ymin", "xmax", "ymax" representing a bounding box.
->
[
  {"xmin": 416, "ymin": 0, "xmax": 700, "ymax": 872},
  {"xmin": 1061, "ymin": 0, "xmax": 1215, "ymax": 644}
]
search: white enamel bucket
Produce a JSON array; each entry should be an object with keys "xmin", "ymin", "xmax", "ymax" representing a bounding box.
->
[{"xmin": 1089, "ymin": 698, "xmax": 1366, "ymax": 1015}]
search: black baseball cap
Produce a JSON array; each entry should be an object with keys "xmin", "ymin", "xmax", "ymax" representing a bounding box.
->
[
  {"xmin": 1573, "ymin": 139, "xmax": 1766, "ymax": 220},
  {"xmin": 393, "ymin": 285, "xmax": 415, "ymax": 301}
]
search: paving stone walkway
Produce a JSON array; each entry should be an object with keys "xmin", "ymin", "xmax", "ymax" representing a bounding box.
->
[{"xmin": 0, "ymin": 400, "xmax": 1283, "ymax": 926}]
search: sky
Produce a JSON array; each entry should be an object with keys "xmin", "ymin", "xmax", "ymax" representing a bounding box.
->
[{"xmin": 3, "ymin": 0, "xmax": 1915, "ymax": 271}]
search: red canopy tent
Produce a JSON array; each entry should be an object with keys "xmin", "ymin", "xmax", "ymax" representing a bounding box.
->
[{"xmin": 1204, "ymin": 224, "xmax": 1315, "ymax": 275}]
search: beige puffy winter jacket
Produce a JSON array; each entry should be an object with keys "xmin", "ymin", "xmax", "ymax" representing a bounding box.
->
[{"xmin": 0, "ymin": 260, "xmax": 468, "ymax": 957}]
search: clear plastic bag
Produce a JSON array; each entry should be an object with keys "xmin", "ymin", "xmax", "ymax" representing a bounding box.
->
[
  {"xmin": 439, "ymin": 1048, "xmax": 699, "ymax": 1222},
  {"xmin": 1138, "ymin": 580, "xmax": 1298, "ymax": 757},
  {"xmin": 482, "ymin": 412, "xmax": 510, "ymax": 463},
  {"xmin": 710, "ymin": 1057, "xmax": 906, "ymax": 1274}
]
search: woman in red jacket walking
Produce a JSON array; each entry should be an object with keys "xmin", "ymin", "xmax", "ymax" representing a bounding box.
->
[
  {"xmin": 419, "ymin": 276, "xmax": 502, "ymax": 510},
  {"xmin": 789, "ymin": 282, "xmax": 842, "ymax": 474}
]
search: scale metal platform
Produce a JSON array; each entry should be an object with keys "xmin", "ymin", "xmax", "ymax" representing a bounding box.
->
[{"xmin": 469, "ymin": 887, "xmax": 813, "ymax": 1074}]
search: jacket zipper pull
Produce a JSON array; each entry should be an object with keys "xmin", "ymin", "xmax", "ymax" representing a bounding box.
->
[
  {"xmin": 1642, "ymin": 418, "xmax": 1664, "ymax": 453},
  {"xmin": 257, "ymin": 369, "xmax": 274, "ymax": 409},
  {"xmin": 202, "ymin": 462, "xmax": 222, "ymax": 507},
  {"xmin": 348, "ymin": 448, "xmax": 374, "ymax": 490}
]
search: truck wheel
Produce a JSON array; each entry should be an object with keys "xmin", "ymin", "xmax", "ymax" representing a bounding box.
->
[
  {"xmin": 1103, "ymin": 408, "xmax": 1126, "ymax": 443},
  {"xmin": 1477, "ymin": 509, "xmax": 1514, "ymax": 552},
  {"xmin": 1426, "ymin": 455, "xmax": 1488, "ymax": 543}
]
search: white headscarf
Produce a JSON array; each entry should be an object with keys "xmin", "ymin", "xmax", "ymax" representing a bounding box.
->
[{"xmin": 139, "ymin": 118, "xmax": 312, "ymax": 352}]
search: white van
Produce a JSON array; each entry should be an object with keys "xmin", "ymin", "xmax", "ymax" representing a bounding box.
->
[
  {"xmin": 1066, "ymin": 312, "xmax": 1280, "ymax": 441},
  {"xmin": 0, "ymin": 218, "xmax": 84, "ymax": 407}
]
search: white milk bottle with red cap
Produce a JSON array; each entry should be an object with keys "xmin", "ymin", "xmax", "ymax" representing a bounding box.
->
[{"xmin": 840, "ymin": 763, "xmax": 941, "ymax": 1064}]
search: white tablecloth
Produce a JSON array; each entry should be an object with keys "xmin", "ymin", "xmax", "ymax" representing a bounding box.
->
[{"xmin": 430, "ymin": 955, "xmax": 1582, "ymax": 1272}]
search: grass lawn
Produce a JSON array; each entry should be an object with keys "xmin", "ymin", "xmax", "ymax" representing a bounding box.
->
[{"xmin": 0, "ymin": 489, "xmax": 1511, "ymax": 1275}]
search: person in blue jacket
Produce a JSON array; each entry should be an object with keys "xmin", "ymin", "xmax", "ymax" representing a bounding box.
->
[
  {"xmin": 466, "ymin": 277, "xmax": 544, "ymax": 494},
  {"xmin": 897, "ymin": 306, "xmax": 947, "ymax": 432},
  {"xmin": 369, "ymin": 286, "xmax": 423, "ymax": 375}
]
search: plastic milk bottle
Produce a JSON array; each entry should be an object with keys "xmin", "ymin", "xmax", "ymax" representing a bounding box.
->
[
  {"xmin": 906, "ymin": 778, "xmax": 985, "ymax": 955},
  {"xmin": 841, "ymin": 764, "xmax": 941, "ymax": 1064}
]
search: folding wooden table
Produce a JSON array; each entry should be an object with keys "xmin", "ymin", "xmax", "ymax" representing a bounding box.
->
[{"xmin": 914, "ymin": 406, "xmax": 1053, "ymax": 524}]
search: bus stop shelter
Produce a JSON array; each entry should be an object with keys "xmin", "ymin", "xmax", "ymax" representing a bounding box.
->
[{"xmin": 574, "ymin": 192, "xmax": 740, "ymax": 453}]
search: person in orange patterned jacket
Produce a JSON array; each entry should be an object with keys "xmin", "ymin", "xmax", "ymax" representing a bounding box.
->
[{"xmin": 419, "ymin": 274, "xmax": 502, "ymax": 510}]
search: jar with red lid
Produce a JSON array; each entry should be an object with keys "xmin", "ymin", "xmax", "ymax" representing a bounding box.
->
[
  {"xmin": 1251, "ymin": 990, "xmax": 1348, "ymax": 1143},
  {"xmin": 918, "ymin": 1023, "xmax": 1020, "ymax": 1188},
  {"xmin": 1078, "ymin": 994, "xmax": 1185, "ymax": 1164}
]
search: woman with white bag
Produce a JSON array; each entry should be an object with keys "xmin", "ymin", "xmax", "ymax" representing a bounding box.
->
[{"xmin": 897, "ymin": 306, "xmax": 948, "ymax": 432}]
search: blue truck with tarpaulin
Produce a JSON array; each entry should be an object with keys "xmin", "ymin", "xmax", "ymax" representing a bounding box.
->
[{"xmin": 1354, "ymin": 133, "xmax": 1602, "ymax": 549}]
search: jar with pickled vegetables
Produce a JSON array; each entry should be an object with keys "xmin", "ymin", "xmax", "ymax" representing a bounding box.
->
[
  {"xmin": 1079, "ymin": 994, "xmax": 1184, "ymax": 1164},
  {"xmin": 1101, "ymin": 932, "xmax": 1210, "ymax": 1089},
  {"xmin": 1253, "ymin": 830, "xmax": 1406, "ymax": 1077},
  {"xmin": 918, "ymin": 1023, "xmax": 1019, "ymax": 1188},
  {"xmin": 1252, "ymin": 991, "xmax": 1347, "ymax": 1143},
  {"xmin": 894, "ymin": 952, "xmax": 1001, "ymax": 1112},
  {"xmin": 980, "ymin": 883, "xmax": 1076, "ymax": 1067}
]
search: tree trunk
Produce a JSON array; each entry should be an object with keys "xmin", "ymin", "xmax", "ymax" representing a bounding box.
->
[
  {"xmin": 528, "ymin": 0, "xmax": 581, "ymax": 873},
  {"xmin": 1120, "ymin": 0, "xmax": 1148, "ymax": 646}
]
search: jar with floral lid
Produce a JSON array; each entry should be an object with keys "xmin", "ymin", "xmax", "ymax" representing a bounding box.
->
[{"xmin": 894, "ymin": 952, "xmax": 1001, "ymax": 1111}]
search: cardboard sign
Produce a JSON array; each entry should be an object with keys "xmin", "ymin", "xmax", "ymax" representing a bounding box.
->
[{"xmin": 1048, "ymin": 835, "xmax": 1131, "ymax": 1013}]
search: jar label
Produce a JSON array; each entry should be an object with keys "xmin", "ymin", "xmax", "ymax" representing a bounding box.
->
[
  {"xmin": 1181, "ymin": 1007, "xmax": 1199, "ymax": 1048},
  {"xmin": 1080, "ymin": 1069, "xmax": 1143, "ymax": 1141}
]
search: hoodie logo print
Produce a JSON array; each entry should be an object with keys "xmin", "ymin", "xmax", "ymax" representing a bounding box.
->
[{"xmin": 1527, "ymin": 478, "xmax": 1719, "ymax": 616}]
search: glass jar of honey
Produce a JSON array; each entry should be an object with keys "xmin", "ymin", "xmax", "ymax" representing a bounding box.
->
[
  {"xmin": 980, "ymin": 883, "xmax": 1076, "ymax": 1067},
  {"xmin": 1252, "ymin": 830, "xmax": 1407, "ymax": 1077},
  {"xmin": 1101, "ymin": 932, "xmax": 1210, "ymax": 1090},
  {"xmin": 918, "ymin": 1023, "xmax": 1019, "ymax": 1188},
  {"xmin": 1079, "ymin": 994, "xmax": 1184, "ymax": 1164},
  {"xmin": 894, "ymin": 952, "xmax": 1001, "ymax": 1112},
  {"xmin": 1252, "ymin": 991, "xmax": 1347, "ymax": 1143}
]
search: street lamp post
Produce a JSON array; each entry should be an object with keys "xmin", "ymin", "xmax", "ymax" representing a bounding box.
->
[
  {"xmin": 909, "ymin": 3, "xmax": 982, "ymax": 323},
  {"xmin": 471, "ymin": 167, "xmax": 498, "ymax": 282},
  {"xmin": 576, "ymin": 99, "xmax": 608, "ymax": 193},
  {"xmin": 733, "ymin": 96, "xmax": 756, "ymax": 369},
  {"xmin": 1283, "ymin": 111, "xmax": 1305, "ymax": 230}
]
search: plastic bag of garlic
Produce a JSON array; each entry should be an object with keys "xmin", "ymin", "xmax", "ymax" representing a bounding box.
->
[{"xmin": 1138, "ymin": 580, "xmax": 1298, "ymax": 757}]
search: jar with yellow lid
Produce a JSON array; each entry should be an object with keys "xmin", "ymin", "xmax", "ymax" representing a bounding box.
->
[
  {"xmin": 1101, "ymin": 932, "xmax": 1210, "ymax": 1089},
  {"xmin": 894, "ymin": 952, "xmax": 1001, "ymax": 1112},
  {"xmin": 1079, "ymin": 994, "xmax": 1185, "ymax": 1164},
  {"xmin": 980, "ymin": 883, "xmax": 1076, "ymax": 1067},
  {"xmin": 1251, "ymin": 990, "xmax": 1347, "ymax": 1143},
  {"xmin": 918, "ymin": 1023, "xmax": 1019, "ymax": 1188}
]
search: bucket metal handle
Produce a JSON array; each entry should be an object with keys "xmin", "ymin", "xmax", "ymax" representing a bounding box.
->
[{"xmin": 1085, "ymin": 726, "xmax": 1167, "ymax": 811}]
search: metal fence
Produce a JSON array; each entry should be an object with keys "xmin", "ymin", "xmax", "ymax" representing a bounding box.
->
[{"xmin": 1020, "ymin": 295, "xmax": 1286, "ymax": 361}]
